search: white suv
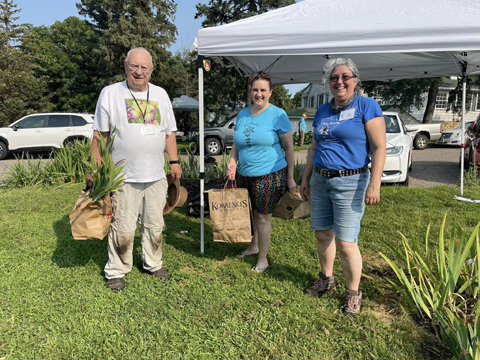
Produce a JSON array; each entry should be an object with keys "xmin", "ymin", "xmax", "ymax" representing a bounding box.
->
[{"xmin": 0, "ymin": 112, "xmax": 94, "ymax": 160}]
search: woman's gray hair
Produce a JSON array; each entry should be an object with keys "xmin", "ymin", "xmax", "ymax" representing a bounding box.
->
[{"xmin": 322, "ymin": 58, "xmax": 361, "ymax": 88}]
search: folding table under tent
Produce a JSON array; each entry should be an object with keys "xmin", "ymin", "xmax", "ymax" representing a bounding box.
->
[{"xmin": 193, "ymin": 0, "xmax": 480, "ymax": 253}]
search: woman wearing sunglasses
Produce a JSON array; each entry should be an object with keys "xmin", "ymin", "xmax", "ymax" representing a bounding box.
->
[
  {"xmin": 299, "ymin": 58, "xmax": 386, "ymax": 315},
  {"xmin": 227, "ymin": 71, "xmax": 296, "ymax": 273}
]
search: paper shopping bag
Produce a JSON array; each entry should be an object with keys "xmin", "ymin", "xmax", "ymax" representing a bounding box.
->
[
  {"xmin": 206, "ymin": 186, "xmax": 253, "ymax": 243},
  {"xmin": 69, "ymin": 190, "xmax": 112, "ymax": 240},
  {"xmin": 273, "ymin": 186, "xmax": 310, "ymax": 219}
]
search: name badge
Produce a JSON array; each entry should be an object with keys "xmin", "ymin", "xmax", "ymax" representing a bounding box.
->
[
  {"xmin": 141, "ymin": 126, "xmax": 155, "ymax": 136},
  {"xmin": 339, "ymin": 108, "xmax": 356, "ymax": 121}
]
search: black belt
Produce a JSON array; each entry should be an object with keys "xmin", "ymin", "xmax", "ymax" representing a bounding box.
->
[{"xmin": 314, "ymin": 165, "xmax": 368, "ymax": 178}]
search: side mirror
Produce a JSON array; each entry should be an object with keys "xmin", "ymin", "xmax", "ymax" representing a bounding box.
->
[
  {"xmin": 12, "ymin": 125, "xmax": 18, "ymax": 131},
  {"xmin": 228, "ymin": 122, "xmax": 235, "ymax": 129}
]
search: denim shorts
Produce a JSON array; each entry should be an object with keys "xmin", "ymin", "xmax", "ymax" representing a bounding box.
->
[{"xmin": 309, "ymin": 170, "xmax": 370, "ymax": 243}]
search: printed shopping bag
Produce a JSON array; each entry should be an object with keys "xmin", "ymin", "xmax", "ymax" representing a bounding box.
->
[{"xmin": 206, "ymin": 183, "xmax": 253, "ymax": 243}]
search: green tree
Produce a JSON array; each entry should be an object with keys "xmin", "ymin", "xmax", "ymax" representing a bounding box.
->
[
  {"xmin": 76, "ymin": 0, "xmax": 179, "ymax": 94},
  {"xmin": 21, "ymin": 17, "xmax": 100, "ymax": 113},
  {"xmin": 195, "ymin": 0, "xmax": 295, "ymax": 117},
  {"xmin": 0, "ymin": 0, "xmax": 52, "ymax": 126},
  {"xmin": 291, "ymin": 89, "xmax": 303, "ymax": 108},
  {"xmin": 362, "ymin": 78, "xmax": 443, "ymax": 123}
]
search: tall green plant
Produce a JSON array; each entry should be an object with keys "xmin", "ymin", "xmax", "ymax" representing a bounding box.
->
[
  {"xmin": 380, "ymin": 215, "xmax": 480, "ymax": 359},
  {"xmin": 85, "ymin": 129, "xmax": 125, "ymax": 202}
]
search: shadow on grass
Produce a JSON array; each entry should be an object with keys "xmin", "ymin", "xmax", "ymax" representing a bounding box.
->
[
  {"xmin": 163, "ymin": 208, "xmax": 315, "ymax": 287},
  {"xmin": 52, "ymin": 215, "xmax": 109, "ymax": 272}
]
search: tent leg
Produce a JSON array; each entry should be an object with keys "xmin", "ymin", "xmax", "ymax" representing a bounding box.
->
[
  {"xmin": 198, "ymin": 55, "xmax": 205, "ymax": 254},
  {"xmin": 460, "ymin": 70, "xmax": 467, "ymax": 195}
]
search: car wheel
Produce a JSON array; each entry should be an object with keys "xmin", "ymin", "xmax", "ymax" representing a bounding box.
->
[
  {"xmin": 413, "ymin": 134, "xmax": 429, "ymax": 150},
  {"xmin": 401, "ymin": 169, "xmax": 410, "ymax": 187},
  {"xmin": 205, "ymin": 138, "xmax": 222, "ymax": 156},
  {"xmin": 0, "ymin": 141, "xmax": 8, "ymax": 160}
]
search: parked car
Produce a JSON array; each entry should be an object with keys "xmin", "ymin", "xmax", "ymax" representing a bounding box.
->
[
  {"xmin": 462, "ymin": 114, "xmax": 480, "ymax": 171},
  {"xmin": 189, "ymin": 113, "xmax": 237, "ymax": 156},
  {"xmin": 436, "ymin": 121, "xmax": 474, "ymax": 146},
  {"xmin": 0, "ymin": 112, "xmax": 94, "ymax": 160},
  {"xmin": 378, "ymin": 111, "xmax": 415, "ymax": 185}
]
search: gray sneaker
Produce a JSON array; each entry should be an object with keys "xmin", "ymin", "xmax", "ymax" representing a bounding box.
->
[
  {"xmin": 106, "ymin": 277, "xmax": 125, "ymax": 291},
  {"xmin": 304, "ymin": 272, "xmax": 336, "ymax": 298},
  {"xmin": 345, "ymin": 289, "xmax": 362, "ymax": 315}
]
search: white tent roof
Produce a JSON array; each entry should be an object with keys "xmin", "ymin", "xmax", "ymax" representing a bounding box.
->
[
  {"xmin": 172, "ymin": 95, "xmax": 199, "ymax": 112},
  {"xmin": 194, "ymin": 0, "xmax": 480, "ymax": 84}
]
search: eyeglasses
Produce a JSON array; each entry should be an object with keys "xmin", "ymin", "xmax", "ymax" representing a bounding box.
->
[
  {"xmin": 126, "ymin": 61, "xmax": 152, "ymax": 74},
  {"xmin": 330, "ymin": 74, "xmax": 356, "ymax": 83}
]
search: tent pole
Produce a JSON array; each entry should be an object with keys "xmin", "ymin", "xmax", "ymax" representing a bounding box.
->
[
  {"xmin": 198, "ymin": 55, "xmax": 205, "ymax": 254},
  {"xmin": 460, "ymin": 65, "xmax": 467, "ymax": 196}
]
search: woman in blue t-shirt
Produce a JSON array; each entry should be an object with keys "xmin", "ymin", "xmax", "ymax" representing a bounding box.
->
[
  {"xmin": 299, "ymin": 58, "xmax": 386, "ymax": 315},
  {"xmin": 227, "ymin": 71, "xmax": 296, "ymax": 273}
]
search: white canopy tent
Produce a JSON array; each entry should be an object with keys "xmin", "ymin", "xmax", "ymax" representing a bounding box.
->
[{"xmin": 194, "ymin": 0, "xmax": 480, "ymax": 253}]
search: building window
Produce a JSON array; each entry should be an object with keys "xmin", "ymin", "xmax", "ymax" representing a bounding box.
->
[
  {"xmin": 477, "ymin": 94, "xmax": 480, "ymax": 111},
  {"xmin": 435, "ymin": 92, "xmax": 448, "ymax": 109},
  {"xmin": 302, "ymin": 96, "xmax": 308, "ymax": 107},
  {"xmin": 310, "ymin": 96, "xmax": 315, "ymax": 107},
  {"xmin": 317, "ymin": 94, "xmax": 321, "ymax": 106}
]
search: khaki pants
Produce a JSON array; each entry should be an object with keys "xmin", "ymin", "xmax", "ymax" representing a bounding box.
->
[
  {"xmin": 104, "ymin": 179, "xmax": 168, "ymax": 279},
  {"xmin": 298, "ymin": 130, "xmax": 305, "ymax": 146}
]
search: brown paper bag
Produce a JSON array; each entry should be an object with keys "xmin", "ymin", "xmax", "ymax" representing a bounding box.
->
[
  {"xmin": 206, "ymin": 186, "xmax": 253, "ymax": 243},
  {"xmin": 69, "ymin": 190, "xmax": 112, "ymax": 240},
  {"xmin": 273, "ymin": 186, "xmax": 310, "ymax": 219}
]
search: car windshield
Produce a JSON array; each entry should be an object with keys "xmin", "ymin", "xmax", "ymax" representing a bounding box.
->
[
  {"xmin": 453, "ymin": 122, "xmax": 474, "ymax": 130},
  {"xmin": 397, "ymin": 115, "xmax": 420, "ymax": 125},
  {"xmin": 384, "ymin": 115, "xmax": 401, "ymax": 134},
  {"xmin": 209, "ymin": 113, "xmax": 237, "ymax": 127}
]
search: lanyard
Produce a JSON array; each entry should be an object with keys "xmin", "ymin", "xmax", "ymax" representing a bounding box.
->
[{"xmin": 126, "ymin": 81, "xmax": 150, "ymax": 124}]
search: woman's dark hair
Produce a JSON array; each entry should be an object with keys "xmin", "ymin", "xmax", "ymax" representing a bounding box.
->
[{"xmin": 252, "ymin": 71, "xmax": 272, "ymax": 90}]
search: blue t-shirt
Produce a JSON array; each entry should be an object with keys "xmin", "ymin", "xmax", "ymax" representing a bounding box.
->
[
  {"xmin": 234, "ymin": 104, "xmax": 292, "ymax": 177},
  {"xmin": 299, "ymin": 118, "xmax": 307, "ymax": 131},
  {"xmin": 312, "ymin": 96, "xmax": 383, "ymax": 171}
]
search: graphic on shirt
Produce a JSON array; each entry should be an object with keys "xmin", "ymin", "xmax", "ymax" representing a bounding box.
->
[
  {"xmin": 316, "ymin": 115, "xmax": 341, "ymax": 143},
  {"xmin": 125, "ymin": 99, "xmax": 161, "ymax": 125},
  {"xmin": 242, "ymin": 123, "xmax": 258, "ymax": 149}
]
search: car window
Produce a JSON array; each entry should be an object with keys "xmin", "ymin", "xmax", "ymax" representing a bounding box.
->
[
  {"xmin": 384, "ymin": 115, "xmax": 400, "ymax": 134},
  {"xmin": 47, "ymin": 115, "xmax": 71, "ymax": 127},
  {"xmin": 15, "ymin": 115, "xmax": 46, "ymax": 129},
  {"xmin": 72, "ymin": 116, "xmax": 87, "ymax": 126}
]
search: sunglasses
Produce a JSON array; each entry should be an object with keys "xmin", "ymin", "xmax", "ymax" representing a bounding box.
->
[{"xmin": 330, "ymin": 75, "xmax": 356, "ymax": 83}]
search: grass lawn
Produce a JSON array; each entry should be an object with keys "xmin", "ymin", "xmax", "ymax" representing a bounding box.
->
[{"xmin": 2, "ymin": 184, "xmax": 480, "ymax": 359}]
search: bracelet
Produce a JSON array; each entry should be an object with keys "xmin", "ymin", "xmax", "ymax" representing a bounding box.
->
[{"xmin": 169, "ymin": 160, "xmax": 180, "ymax": 165}]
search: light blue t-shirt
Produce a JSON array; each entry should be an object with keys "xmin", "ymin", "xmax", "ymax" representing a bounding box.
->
[
  {"xmin": 312, "ymin": 96, "xmax": 383, "ymax": 171},
  {"xmin": 299, "ymin": 118, "xmax": 307, "ymax": 131},
  {"xmin": 234, "ymin": 104, "xmax": 292, "ymax": 177}
]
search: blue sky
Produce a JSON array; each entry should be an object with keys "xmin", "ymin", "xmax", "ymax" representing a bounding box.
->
[{"xmin": 13, "ymin": 0, "xmax": 306, "ymax": 95}]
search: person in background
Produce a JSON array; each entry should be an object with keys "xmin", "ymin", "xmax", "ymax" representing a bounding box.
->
[
  {"xmin": 298, "ymin": 113, "xmax": 307, "ymax": 146},
  {"xmin": 88, "ymin": 47, "xmax": 182, "ymax": 291},
  {"xmin": 227, "ymin": 71, "xmax": 296, "ymax": 273},
  {"xmin": 299, "ymin": 58, "xmax": 386, "ymax": 315}
]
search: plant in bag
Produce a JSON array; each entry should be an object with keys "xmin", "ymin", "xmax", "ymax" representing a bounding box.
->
[{"xmin": 84, "ymin": 128, "xmax": 125, "ymax": 202}]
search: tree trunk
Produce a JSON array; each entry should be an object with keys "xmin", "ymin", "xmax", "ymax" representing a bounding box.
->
[{"xmin": 423, "ymin": 81, "xmax": 440, "ymax": 124}]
